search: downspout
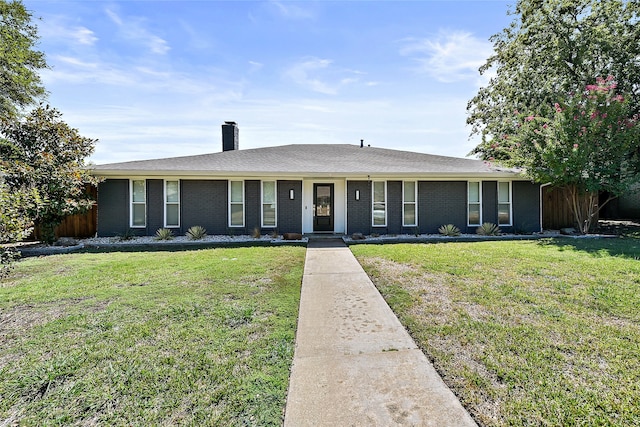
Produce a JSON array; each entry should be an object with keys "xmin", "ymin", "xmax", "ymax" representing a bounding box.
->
[{"xmin": 539, "ymin": 182, "xmax": 552, "ymax": 232}]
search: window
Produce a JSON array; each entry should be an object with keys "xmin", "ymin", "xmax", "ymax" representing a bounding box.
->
[
  {"xmin": 262, "ymin": 181, "xmax": 277, "ymax": 227},
  {"xmin": 498, "ymin": 181, "xmax": 512, "ymax": 225},
  {"xmin": 229, "ymin": 180, "xmax": 244, "ymax": 227},
  {"xmin": 164, "ymin": 180, "xmax": 180, "ymax": 227},
  {"xmin": 468, "ymin": 181, "xmax": 481, "ymax": 226},
  {"xmin": 372, "ymin": 181, "xmax": 387, "ymax": 226},
  {"xmin": 130, "ymin": 179, "xmax": 146, "ymax": 228},
  {"xmin": 403, "ymin": 181, "xmax": 417, "ymax": 227}
]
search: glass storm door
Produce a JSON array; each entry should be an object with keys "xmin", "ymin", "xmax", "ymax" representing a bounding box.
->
[{"xmin": 313, "ymin": 184, "xmax": 334, "ymax": 232}]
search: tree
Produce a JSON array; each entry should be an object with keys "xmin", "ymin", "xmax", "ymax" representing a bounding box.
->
[
  {"xmin": 497, "ymin": 77, "xmax": 640, "ymax": 233},
  {"xmin": 0, "ymin": 178, "xmax": 38, "ymax": 278},
  {"xmin": 0, "ymin": 0, "xmax": 48, "ymax": 120},
  {"xmin": 468, "ymin": 0, "xmax": 640, "ymax": 160},
  {"xmin": 467, "ymin": 0, "xmax": 640, "ymax": 232},
  {"xmin": 0, "ymin": 105, "xmax": 100, "ymax": 243}
]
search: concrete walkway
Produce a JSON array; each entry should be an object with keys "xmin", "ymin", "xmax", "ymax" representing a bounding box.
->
[{"xmin": 284, "ymin": 239, "xmax": 477, "ymax": 427}]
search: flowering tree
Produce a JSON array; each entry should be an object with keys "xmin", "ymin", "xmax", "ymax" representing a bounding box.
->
[
  {"xmin": 494, "ymin": 77, "xmax": 640, "ymax": 233},
  {"xmin": 468, "ymin": 1, "xmax": 639, "ymax": 158}
]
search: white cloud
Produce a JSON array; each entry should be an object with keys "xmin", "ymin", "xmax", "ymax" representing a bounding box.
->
[
  {"xmin": 105, "ymin": 8, "xmax": 123, "ymax": 26},
  {"xmin": 54, "ymin": 56, "xmax": 98, "ymax": 69},
  {"xmin": 70, "ymin": 91, "xmax": 479, "ymax": 164},
  {"xmin": 248, "ymin": 61, "xmax": 264, "ymax": 73},
  {"xmin": 37, "ymin": 15, "xmax": 98, "ymax": 47},
  {"xmin": 73, "ymin": 27, "xmax": 98, "ymax": 45},
  {"xmin": 269, "ymin": 1, "xmax": 315, "ymax": 19},
  {"xmin": 400, "ymin": 31, "xmax": 493, "ymax": 83},
  {"xmin": 178, "ymin": 20, "xmax": 213, "ymax": 51},
  {"xmin": 285, "ymin": 58, "xmax": 338, "ymax": 94},
  {"xmin": 284, "ymin": 58, "xmax": 367, "ymax": 95},
  {"xmin": 104, "ymin": 7, "xmax": 170, "ymax": 55}
]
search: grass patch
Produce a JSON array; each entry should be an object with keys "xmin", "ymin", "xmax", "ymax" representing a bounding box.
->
[
  {"xmin": 351, "ymin": 238, "xmax": 640, "ymax": 426},
  {"xmin": 0, "ymin": 246, "xmax": 305, "ymax": 426}
]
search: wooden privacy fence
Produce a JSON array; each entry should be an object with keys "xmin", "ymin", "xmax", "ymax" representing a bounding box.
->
[
  {"xmin": 32, "ymin": 186, "xmax": 98, "ymax": 240},
  {"xmin": 541, "ymin": 185, "xmax": 598, "ymax": 230}
]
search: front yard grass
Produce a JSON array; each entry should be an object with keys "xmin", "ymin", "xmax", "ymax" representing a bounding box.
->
[
  {"xmin": 352, "ymin": 238, "xmax": 640, "ymax": 426},
  {"xmin": 0, "ymin": 246, "xmax": 305, "ymax": 426}
]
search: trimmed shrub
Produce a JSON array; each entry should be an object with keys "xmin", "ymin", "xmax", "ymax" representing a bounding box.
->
[
  {"xmin": 438, "ymin": 224, "xmax": 461, "ymax": 237},
  {"xmin": 476, "ymin": 222, "xmax": 501, "ymax": 236},
  {"xmin": 155, "ymin": 228, "xmax": 174, "ymax": 240},
  {"xmin": 186, "ymin": 226, "xmax": 207, "ymax": 240}
]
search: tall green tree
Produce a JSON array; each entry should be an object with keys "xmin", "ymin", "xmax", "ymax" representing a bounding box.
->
[
  {"xmin": 467, "ymin": 0, "xmax": 640, "ymax": 232},
  {"xmin": 498, "ymin": 77, "xmax": 640, "ymax": 233},
  {"xmin": 1, "ymin": 106, "xmax": 100, "ymax": 243},
  {"xmin": 0, "ymin": 0, "xmax": 48, "ymax": 120},
  {"xmin": 468, "ymin": 0, "xmax": 640, "ymax": 160}
]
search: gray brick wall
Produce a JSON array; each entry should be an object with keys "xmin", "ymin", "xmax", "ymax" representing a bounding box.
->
[
  {"xmin": 513, "ymin": 181, "xmax": 541, "ymax": 233},
  {"xmin": 418, "ymin": 181, "xmax": 467, "ymax": 234},
  {"xmin": 147, "ymin": 179, "xmax": 164, "ymax": 235},
  {"xmin": 98, "ymin": 177, "xmax": 541, "ymax": 237},
  {"xmin": 347, "ymin": 181, "xmax": 372, "ymax": 234},
  {"xmin": 181, "ymin": 180, "xmax": 228, "ymax": 235},
  {"xmin": 278, "ymin": 180, "xmax": 302, "ymax": 233},
  {"xmin": 97, "ymin": 179, "xmax": 129, "ymax": 237},
  {"xmin": 245, "ymin": 180, "xmax": 261, "ymax": 234},
  {"xmin": 482, "ymin": 181, "xmax": 498, "ymax": 226},
  {"xmin": 387, "ymin": 181, "xmax": 402, "ymax": 234}
]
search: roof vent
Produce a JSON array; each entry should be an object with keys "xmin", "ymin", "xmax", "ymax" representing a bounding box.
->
[{"xmin": 222, "ymin": 121, "xmax": 239, "ymax": 152}]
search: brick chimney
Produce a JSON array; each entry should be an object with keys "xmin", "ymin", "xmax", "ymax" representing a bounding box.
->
[{"xmin": 222, "ymin": 121, "xmax": 239, "ymax": 151}]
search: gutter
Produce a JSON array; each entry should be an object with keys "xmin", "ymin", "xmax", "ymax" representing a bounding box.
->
[{"xmin": 89, "ymin": 170, "xmax": 524, "ymax": 180}]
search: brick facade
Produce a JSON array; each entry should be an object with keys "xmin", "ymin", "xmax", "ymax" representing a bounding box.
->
[
  {"xmin": 278, "ymin": 180, "xmax": 303, "ymax": 234},
  {"xmin": 419, "ymin": 181, "xmax": 468, "ymax": 234},
  {"xmin": 347, "ymin": 181, "xmax": 372, "ymax": 235},
  {"xmin": 97, "ymin": 179, "xmax": 130, "ymax": 237},
  {"xmin": 97, "ymin": 178, "xmax": 542, "ymax": 237},
  {"xmin": 181, "ymin": 180, "xmax": 228, "ymax": 235}
]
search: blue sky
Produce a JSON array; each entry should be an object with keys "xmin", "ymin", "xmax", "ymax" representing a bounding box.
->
[{"xmin": 24, "ymin": 0, "xmax": 513, "ymax": 164}]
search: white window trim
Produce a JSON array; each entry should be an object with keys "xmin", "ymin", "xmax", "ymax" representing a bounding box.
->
[
  {"xmin": 497, "ymin": 181, "xmax": 513, "ymax": 226},
  {"xmin": 164, "ymin": 179, "xmax": 180, "ymax": 228},
  {"xmin": 228, "ymin": 180, "xmax": 245, "ymax": 227},
  {"xmin": 402, "ymin": 181, "xmax": 418, "ymax": 227},
  {"xmin": 468, "ymin": 181, "xmax": 482, "ymax": 226},
  {"xmin": 130, "ymin": 179, "xmax": 146, "ymax": 228},
  {"xmin": 372, "ymin": 180, "xmax": 387, "ymax": 227},
  {"xmin": 261, "ymin": 180, "xmax": 277, "ymax": 228}
]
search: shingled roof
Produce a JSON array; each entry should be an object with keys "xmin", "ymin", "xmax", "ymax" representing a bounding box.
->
[{"xmin": 92, "ymin": 144, "xmax": 520, "ymax": 178}]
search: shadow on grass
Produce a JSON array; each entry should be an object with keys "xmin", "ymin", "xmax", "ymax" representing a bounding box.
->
[{"xmin": 536, "ymin": 236, "xmax": 640, "ymax": 259}]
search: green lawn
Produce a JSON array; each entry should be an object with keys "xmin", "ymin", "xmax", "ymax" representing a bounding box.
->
[
  {"xmin": 0, "ymin": 247, "xmax": 305, "ymax": 426},
  {"xmin": 351, "ymin": 238, "xmax": 640, "ymax": 427}
]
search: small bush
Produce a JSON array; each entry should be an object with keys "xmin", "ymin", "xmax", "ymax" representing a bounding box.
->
[
  {"xmin": 438, "ymin": 224, "xmax": 461, "ymax": 237},
  {"xmin": 117, "ymin": 228, "xmax": 136, "ymax": 241},
  {"xmin": 270, "ymin": 229, "xmax": 279, "ymax": 239},
  {"xmin": 155, "ymin": 228, "xmax": 174, "ymax": 240},
  {"xmin": 1, "ymin": 248, "xmax": 19, "ymax": 279},
  {"xmin": 476, "ymin": 222, "xmax": 500, "ymax": 236},
  {"xmin": 252, "ymin": 227, "xmax": 261, "ymax": 239},
  {"xmin": 186, "ymin": 225, "xmax": 207, "ymax": 240}
]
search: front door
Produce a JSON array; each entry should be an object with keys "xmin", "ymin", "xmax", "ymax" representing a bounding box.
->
[{"xmin": 313, "ymin": 184, "xmax": 334, "ymax": 232}]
